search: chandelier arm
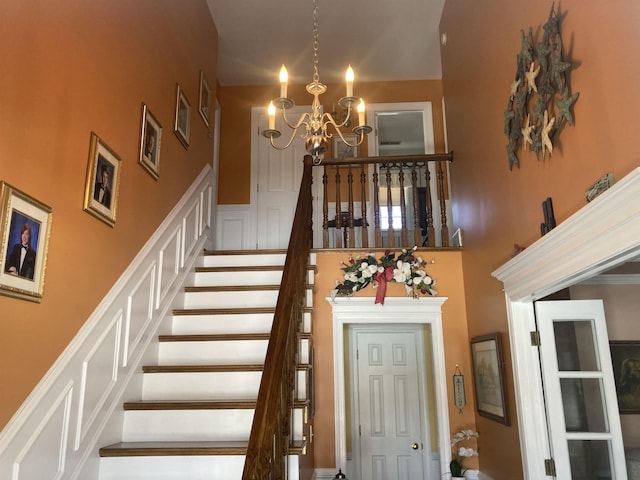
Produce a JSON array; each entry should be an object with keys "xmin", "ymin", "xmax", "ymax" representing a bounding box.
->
[
  {"xmin": 321, "ymin": 114, "xmax": 366, "ymax": 147},
  {"xmin": 268, "ymin": 125, "xmax": 307, "ymax": 151},
  {"xmin": 281, "ymin": 110, "xmax": 311, "ymax": 132}
]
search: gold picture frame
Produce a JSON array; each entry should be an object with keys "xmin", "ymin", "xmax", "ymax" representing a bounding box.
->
[
  {"xmin": 470, "ymin": 332, "xmax": 510, "ymax": 425},
  {"xmin": 83, "ymin": 132, "xmax": 121, "ymax": 227},
  {"xmin": 174, "ymin": 84, "xmax": 191, "ymax": 148},
  {"xmin": 0, "ymin": 182, "xmax": 52, "ymax": 302},
  {"xmin": 138, "ymin": 103, "xmax": 162, "ymax": 180},
  {"xmin": 198, "ymin": 71, "xmax": 211, "ymax": 127}
]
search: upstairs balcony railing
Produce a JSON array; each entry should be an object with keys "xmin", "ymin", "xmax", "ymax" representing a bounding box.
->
[
  {"xmin": 243, "ymin": 152, "xmax": 453, "ymax": 480},
  {"xmin": 319, "ymin": 152, "xmax": 453, "ymax": 249}
]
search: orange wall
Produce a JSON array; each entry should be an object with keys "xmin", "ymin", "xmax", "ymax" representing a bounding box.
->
[
  {"xmin": 440, "ymin": 1, "xmax": 640, "ymax": 478},
  {"xmin": 218, "ymin": 80, "xmax": 447, "ymax": 205},
  {"xmin": 310, "ymin": 250, "xmax": 474, "ymax": 469},
  {"xmin": 0, "ymin": 0, "xmax": 217, "ymax": 430}
]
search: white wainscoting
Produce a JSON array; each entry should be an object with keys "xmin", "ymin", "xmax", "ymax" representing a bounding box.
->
[{"xmin": 0, "ymin": 165, "xmax": 214, "ymax": 480}]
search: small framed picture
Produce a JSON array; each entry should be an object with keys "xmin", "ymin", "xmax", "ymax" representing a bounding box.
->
[
  {"xmin": 198, "ymin": 71, "xmax": 211, "ymax": 127},
  {"xmin": 333, "ymin": 134, "xmax": 358, "ymax": 160},
  {"xmin": 0, "ymin": 182, "xmax": 52, "ymax": 302},
  {"xmin": 610, "ymin": 341, "xmax": 640, "ymax": 413},
  {"xmin": 83, "ymin": 132, "xmax": 121, "ymax": 227},
  {"xmin": 139, "ymin": 103, "xmax": 162, "ymax": 180},
  {"xmin": 470, "ymin": 332, "xmax": 510, "ymax": 425},
  {"xmin": 174, "ymin": 84, "xmax": 191, "ymax": 148}
]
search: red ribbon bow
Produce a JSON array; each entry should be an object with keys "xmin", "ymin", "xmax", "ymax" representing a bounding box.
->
[{"xmin": 374, "ymin": 266, "xmax": 394, "ymax": 304}]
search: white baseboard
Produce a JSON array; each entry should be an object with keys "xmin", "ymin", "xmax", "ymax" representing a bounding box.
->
[{"xmin": 0, "ymin": 166, "xmax": 214, "ymax": 480}]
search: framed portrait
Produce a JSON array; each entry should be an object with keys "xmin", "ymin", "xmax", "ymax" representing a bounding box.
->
[
  {"xmin": 470, "ymin": 332, "xmax": 510, "ymax": 425},
  {"xmin": 83, "ymin": 132, "xmax": 121, "ymax": 227},
  {"xmin": 138, "ymin": 103, "xmax": 162, "ymax": 180},
  {"xmin": 610, "ymin": 341, "xmax": 640, "ymax": 413},
  {"xmin": 0, "ymin": 182, "xmax": 52, "ymax": 302},
  {"xmin": 174, "ymin": 84, "xmax": 191, "ymax": 148},
  {"xmin": 333, "ymin": 134, "xmax": 358, "ymax": 160},
  {"xmin": 198, "ymin": 71, "xmax": 211, "ymax": 127}
]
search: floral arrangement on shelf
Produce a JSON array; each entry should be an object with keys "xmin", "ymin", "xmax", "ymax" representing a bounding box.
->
[
  {"xmin": 333, "ymin": 246, "xmax": 437, "ymax": 305},
  {"xmin": 450, "ymin": 429, "xmax": 479, "ymax": 478}
]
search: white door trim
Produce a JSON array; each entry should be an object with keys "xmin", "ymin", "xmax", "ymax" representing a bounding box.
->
[
  {"xmin": 327, "ymin": 296, "xmax": 450, "ymax": 477},
  {"xmin": 493, "ymin": 167, "xmax": 640, "ymax": 479}
]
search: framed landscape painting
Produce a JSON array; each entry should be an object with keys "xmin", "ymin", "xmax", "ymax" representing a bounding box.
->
[{"xmin": 471, "ymin": 332, "xmax": 510, "ymax": 425}]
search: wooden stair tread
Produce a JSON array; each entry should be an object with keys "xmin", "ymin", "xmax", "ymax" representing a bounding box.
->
[
  {"xmin": 172, "ymin": 306, "xmax": 313, "ymax": 315},
  {"xmin": 100, "ymin": 441, "xmax": 249, "ymax": 457},
  {"xmin": 184, "ymin": 285, "xmax": 313, "ymax": 293},
  {"xmin": 195, "ymin": 265, "xmax": 314, "ymax": 273},
  {"xmin": 123, "ymin": 399, "xmax": 309, "ymax": 410},
  {"xmin": 142, "ymin": 363, "xmax": 311, "ymax": 373},
  {"xmin": 204, "ymin": 249, "xmax": 287, "ymax": 256},
  {"xmin": 100, "ymin": 440, "xmax": 306, "ymax": 457},
  {"xmin": 142, "ymin": 364, "xmax": 264, "ymax": 373},
  {"xmin": 158, "ymin": 332, "xmax": 311, "ymax": 342}
]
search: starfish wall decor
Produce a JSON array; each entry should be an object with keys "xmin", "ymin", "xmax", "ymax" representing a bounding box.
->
[{"xmin": 504, "ymin": 3, "xmax": 579, "ymax": 170}]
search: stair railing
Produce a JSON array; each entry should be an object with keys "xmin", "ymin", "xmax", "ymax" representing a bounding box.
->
[
  {"xmin": 320, "ymin": 152, "xmax": 453, "ymax": 248},
  {"xmin": 243, "ymin": 155, "xmax": 314, "ymax": 480}
]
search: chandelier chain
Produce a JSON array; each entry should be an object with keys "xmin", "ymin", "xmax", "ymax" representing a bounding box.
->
[{"xmin": 312, "ymin": 0, "xmax": 320, "ymax": 85}]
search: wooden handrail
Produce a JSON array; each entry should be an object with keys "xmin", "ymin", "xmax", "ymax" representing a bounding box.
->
[{"xmin": 242, "ymin": 155, "xmax": 314, "ymax": 480}]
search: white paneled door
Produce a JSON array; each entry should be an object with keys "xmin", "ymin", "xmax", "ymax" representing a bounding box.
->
[
  {"xmin": 536, "ymin": 300, "xmax": 627, "ymax": 479},
  {"xmin": 350, "ymin": 326, "xmax": 431, "ymax": 480},
  {"xmin": 254, "ymin": 107, "xmax": 308, "ymax": 249}
]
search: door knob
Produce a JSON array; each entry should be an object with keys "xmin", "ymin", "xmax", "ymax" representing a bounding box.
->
[{"xmin": 412, "ymin": 442, "xmax": 419, "ymax": 450}]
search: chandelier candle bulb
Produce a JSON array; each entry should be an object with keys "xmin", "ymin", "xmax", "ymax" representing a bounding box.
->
[
  {"xmin": 346, "ymin": 65, "xmax": 354, "ymax": 97},
  {"xmin": 279, "ymin": 65, "xmax": 288, "ymax": 98},
  {"xmin": 357, "ymin": 99, "xmax": 365, "ymax": 126},
  {"xmin": 268, "ymin": 101, "xmax": 276, "ymax": 130}
]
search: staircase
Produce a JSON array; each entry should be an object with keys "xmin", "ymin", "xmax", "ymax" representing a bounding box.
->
[{"xmin": 99, "ymin": 250, "xmax": 315, "ymax": 480}]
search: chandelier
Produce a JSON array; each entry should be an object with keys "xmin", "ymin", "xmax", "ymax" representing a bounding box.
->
[{"xmin": 262, "ymin": 0, "xmax": 372, "ymax": 165}]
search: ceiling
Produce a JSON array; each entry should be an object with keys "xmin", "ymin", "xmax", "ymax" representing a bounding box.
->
[{"xmin": 206, "ymin": 0, "xmax": 446, "ymax": 87}]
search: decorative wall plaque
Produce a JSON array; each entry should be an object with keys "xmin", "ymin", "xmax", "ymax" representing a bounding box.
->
[{"xmin": 504, "ymin": 4, "xmax": 579, "ymax": 170}]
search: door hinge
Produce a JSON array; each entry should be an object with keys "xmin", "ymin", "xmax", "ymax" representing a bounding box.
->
[
  {"xmin": 356, "ymin": 349, "xmax": 359, "ymax": 360},
  {"xmin": 531, "ymin": 330, "xmax": 541, "ymax": 346},
  {"xmin": 359, "ymin": 425, "xmax": 362, "ymax": 437},
  {"xmin": 544, "ymin": 458, "xmax": 556, "ymax": 476}
]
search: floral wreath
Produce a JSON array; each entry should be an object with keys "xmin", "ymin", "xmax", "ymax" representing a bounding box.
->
[{"xmin": 334, "ymin": 246, "xmax": 437, "ymax": 304}]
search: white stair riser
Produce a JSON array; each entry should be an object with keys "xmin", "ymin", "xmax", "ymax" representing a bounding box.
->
[
  {"xmin": 159, "ymin": 339, "xmax": 311, "ymax": 366},
  {"xmin": 100, "ymin": 454, "xmax": 301, "ymax": 480},
  {"xmin": 122, "ymin": 408, "xmax": 304, "ymax": 442},
  {"xmin": 158, "ymin": 340, "xmax": 268, "ymax": 365},
  {"xmin": 99, "ymin": 455, "xmax": 245, "ymax": 480},
  {"xmin": 203, "ymin": 254, "xmax": 287, "ymax": 267},
  {"xmin": 183, "ymin": 289, "xmax": 314, "ymax": 309},
  {"xmin": 194, "ymin": 270, "xmax": 283, "ymax": 286},
  {"xmin": 183, "ymin": 290, "xmax": 279, "ymax": 309},
  {"xmin": 171, "ymin": 310, "xmax": 312, "ymax": 335},
  {"xmin": 122, "ymin": 410, "xmax": 254, "ymax": 442},
  {"xmin": 171, "ymin": 313, "xmax": 275, "ymax": 335},
  {"xmin": 142, "ymin": 371, "xmax": 263, "ymax": 400},
  {"xmin": 142, "ymin": 371, "xmax": 309, "ymax": 402}
]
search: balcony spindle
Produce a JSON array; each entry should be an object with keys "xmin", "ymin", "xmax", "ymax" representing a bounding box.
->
[
  {"xmin": 411, "ymin": 165, "xmax": 422, "ymax": 246},
  {"xmin": 373, "ymin": 166, "xmax": 382, "ymax": 247},
  {"xmin": 360, "ymin": 164, "xmax": 368, "ymax": 248},
  {"xmin": 347, "ymin": 164, "xmax": 355, "ymax": 248},
  {"xmin": 384, "ymin": 165, "xmax": 394, "ymax": 247},
  {"xmin": 423, "ymin": 165, "xmax": 435, "ymax": 247},
  {"xmin": 398, "ymin": 164, "xmax": 408, "ymax": 246},
  {"xmin": 437, "ymin": 161, "xmax": 449, "ymax": 246}
]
